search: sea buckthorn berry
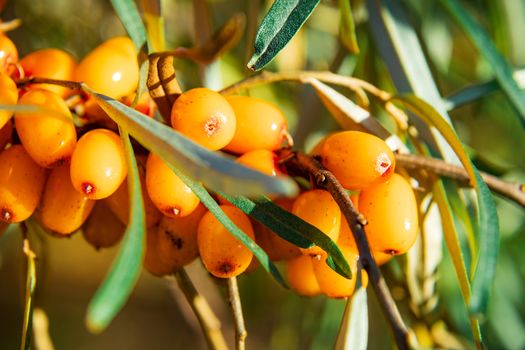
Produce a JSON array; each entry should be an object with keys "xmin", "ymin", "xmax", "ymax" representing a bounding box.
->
[
  {"xmin": 292, "ymin": 189, "xmax": 341, "ymax": 256},
  {"xmin": 223, "ymin": 95, "xmax": 288, "ymax": 154},
  {"xmin": 0, "ymin": 72, "xmax": 18, "ymax": 129},
  {"xmin": 0, "ymin": 120, "xmax": 13, "ymax": 150},
  {"xmin": 236, "ymin": 149, "xmax": 281, "ymax": 176},
  {"xmin": 320, "ymin": 131, "xmax": 395, "ymax": 190},
  {"xmin": 287, "ymin": 255, "xmax": 321, "ymax": 297},
  {"xmin": 0, "ymin": 145, "xmax": 46, "ymax": 223},
  {"xmin": 76, "ymin": 36, "xmax": 138, "ymax": 99},
  {"xmin": 15, "ymin": 89, "xmax": 77, "ymax": 167},
  {"xmin": 359, "ymin": 173, "xmax": 419, "ymax": 256},
  {"xmin": 156, "ymin": 204, "xmax": 207, "ymax": 269},
  {"xmin": 145, "ymin": 152, "xmax": 200, "ymax": 218},
  {"xmin": 82, "ymin": 201, "xmax": 125, "ymax": 250},
  {"xmin": 171, "ymin": 88, "xmax": 236, "ymax": 150},
  {"xmin": 198, "ymin": 205, "xmax": 255, "ymax": 278},
  {"xmin": 0, "ymin": 34, "xmax": 18, "ymax": 75},
  {"xmin": 144, "ymin": 226, "xmax": 175, "ymax": 277},
  {"xmin": 38, "ymin": 163, "xmax": 95, "ymax": 235},
  {"xmin": 20, "ymin": 48, "xmax": 77, "ymax": 97},
  {"xmin": 70, "ymin": 129, "xmax": 127, "ymax": 199}
]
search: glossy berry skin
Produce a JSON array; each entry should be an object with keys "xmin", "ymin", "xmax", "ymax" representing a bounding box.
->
[
  {"xmin": 359, "ymin": 173, "xmax": 418, "ymax": 256},
  {"xmin": 0, "ymin": 145, "xmax": 46, "ymax": 223},
  {"xmin": 171, "ymin": 88, "xmax": 236, "ymax": 150},
  {"xmin": 15, "ymin": 89, "xmax": 77, "ymax": 167},
  {"xmin": 319, "ymin": 131, "xmax": 395, "ymax": 190},
  {"xmin": 76, "ymin": 36, "xmax": 138, "ymax": 99},
  {"xmin": 0, "ymin": 72, "xmax": 18, "ymax": 129},
  {"xmin": 144, "ymin": 226, "xmax": 175, "ymax": 277},
  {"xmin": 198, "ymin": 205, "xmax": 255, "ymax": 278},
  {"xmin": 236, "ymin": 149, "xmax": 281, "ymax": 176},
  {"xmin": 0, "ymin": 34, "xmax": 18, "ymax": 75},
  {"xmin": 82, "ymin": 201, "xmax": 125, "ymax": 250},
  {"xmin": 287, "ymin": 255, "xmax": 321, "ymax": 297},
  {"xmin": 156, "ymin": 204, "xmax": 207, "ymax": 269},
  {"xmin": 223, "ymin": 95, "xmax": 288, "ymax": 154},
  {"xmin": 0, "ymin": 120, "xmax": 12, "ymax": 151},
  {"xmin": 38, "ymin": 163, "xmax": 95, "ymax": 235},
  {"xmin": 145, "ymin": 152, "xmax": 200, "ymax": 218},
  {"xmin": 70, "ymin": 129, "xmax": 127, "ymax": 199},
  {"xmin": 292, "ymin": 189, "xmax": 341, "ymax": 256}
]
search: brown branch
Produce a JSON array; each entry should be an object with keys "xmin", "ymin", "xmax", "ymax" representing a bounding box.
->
[
  {"xmin": 227, "ymin": 277, "xmax": 247, "ymax": 350},
  {"xmin": 174, "ymin": 269, "xmax": 228, "ymax": 350},
  {"xmin": 396, "ymin": 153, "xmax": 525, "ymax": 209},
  {"xmin": 16, "ymin": 77, "xmax": 81, "ymax": 90},
  {"xmin": 281, "ymin": 150, "xmax": 409, "ymax": 350}
]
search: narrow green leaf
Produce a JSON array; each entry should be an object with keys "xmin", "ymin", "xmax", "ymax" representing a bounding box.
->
[
  {"xmin": 82, "ymin": 85, "xmax": 298, "ymax": 197},
  {"xmin": 441, "ymin": 0, "xmax": 525, "ymax": 127},
  {"xmin": 110, "ymin": 0, "xmax": 148, "ymax": 51},
  {"xmin": 247, "ymin": 0, "xmax": 320, "ymax": 71},
  {"xmin": 338, "ymin": 0, "xmax": 359, "ymax": 53},
  {"xmin": 221, "ymin": 194, "xmax": 351, "ymax": 278},
  {"xmin": 443, "ymin": 80, "xmax": 499, "ymax": 111},
  {"xmin": 140, "ymin": 0, "xmax": 165, "ymax": 52},
  {"xmin": 334, "ymin": 287, "xmax": 368, "ymax": 350},
  {"xmin": 86, "ymin": 129, "xmax": 146, "ymax": 333},
  {"xmin": 20, "ymin": 239, "xmax": 36, "ymax": 350},
  {"xmin": 393, "ymin": 94, "xmax": 499, "ymax": 316}
]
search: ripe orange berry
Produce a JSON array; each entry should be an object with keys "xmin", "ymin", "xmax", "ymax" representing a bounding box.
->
[
  {"xmin": 144, "ymin": 226, "xmax": 175, "ymax": 277},
  {"xmin": 0, "ymin": 120, "xmax": 13, "ymax": 151},
  {"xmin": 236, "ymin": 149, "xmax": 281, "ymax": 176},
  {"xmin": 197, "ymin": 205, "xmax": 255, "ymax": 278},
  {"xmin": 15, "ymin": 89, "xmax": 77, "ymax": 167},
  {"xmin": 359, "ymin": 173, "xmax": 418, "ymax": 256},
  {"xmin": 0, "ymin": 34, "xmax": 18, "ymax": 75},
  {"xmin": 171, "ymin": 88, "xmax": 236, "ymax": 150},
  {"xmin": 82, "ymin": 201, "xmax": 125, "ymax": 249},
  {"xmin": 292, "ymin": 189, "xmax": 341, "ymax": 256},
  {"xmin": 320, "ymin": 131, "xmax": 395, "ymax": 190},
  {"xmin": 0, "ymin": 145, "xmax": 46, "ymax": 223},
  {"xmin": 145, "ymin": 152, "xmax": 200, "ymax": 218},
  {"xmin": 38, "ymin": 163, "xmax": 95, "ymax": 235},
  {"xmin": 223, "ymin": 95, "xmax": 288, "ymax": 154},
  {"xmin": 156, "ymin": 204, "xmax": 207, "ymax": 269},
  {"xmin": 20, "ymin": 48, "xmax": 77, "ymax": 97},
  {"xmin": 76, "ymin": 36, "xmax": 138, "ymax": 99},
  {"xmin": 287, "ymin": 255, "xmax": 321, "ymax": 297},
  {"xmin": 0, "ymin": 72, "xmax": 18, "ymax": 129},
  {"xmin": 70, "ymin": 129, "xmax": 127, "ymax": 199}
]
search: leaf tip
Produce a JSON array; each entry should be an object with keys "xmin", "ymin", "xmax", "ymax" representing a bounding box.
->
[{"xmin": 246, "ymin": 56, "xmax": 259, "ymax": 71}]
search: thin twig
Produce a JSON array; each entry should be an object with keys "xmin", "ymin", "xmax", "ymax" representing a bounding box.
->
[
  {"xmin": 174, "ymin": 269, "xmax": 228, "ymax": 350},
  {"xmin": 227, "ymin": 277, "xmax": 247, "ymax": 350},
  {"xmin": 281, "ymin": 150, "xmax": 409, "ymax": 350},
  {"xmin": 396, "ymin": 153, "xmax": 525, "ymax": 209},
  {"xmin": 16, "ymin": 77, "xmax": 81, "ymax": 90}
]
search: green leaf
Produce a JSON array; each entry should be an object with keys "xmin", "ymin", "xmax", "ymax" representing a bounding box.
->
[
  {"xmin": 140, "ymin": 0, "xmax": 165, "ymax": 52},
  {"xmin": 81, "ymin": 85, "xmax": 298, "ymax": 197},
  {"xmin": 441, "ymin": 0, "xmax": 525, "ymax": 127},
  {"xmin": 338, "ymin": 0, "xmax": 359, "ymax": 53},
  {"xmin": 247, "ymin": 0, "xmax": 320, "ymax": 71},
  {"xmin": 335, "ymin": 286, "xmax": 368, "ymax": 350},
  {"xmin": 393, "ymin": 94, "xmax": 499, "ymax": 317},
  {"xmin": 86, "ymin": 129, "xmax": 146, "ymax": 333},
  {"xmin": 443, "ymin": 80, "xmax": 499, "ymax": 111},
  {"xmin": 220, "ymin": 195, "xmax": 351, "ymax": 278},
  {"xmin": 111, "ymin": 0, "xmax": 148, "ymax": 51},
  {"xmin": 20, "ymin": 239, "xmax": 36, "ymax": 350}
]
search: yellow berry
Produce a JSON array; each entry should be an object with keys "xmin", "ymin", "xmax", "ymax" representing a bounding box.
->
[
  {"xmin": 171, "ymin": 88, "xmax": 236, "ymax": 150},
  {"xmin": 82, "ymin": 201, "xmax": 125, "ymax": 250},
  {"xmin": 197, "ymin": 205, "xmax": 254, "ymax": 278},
  {"xmin": 70, "ymin": 129, "xmax": 127, "ymax": 199},
  {"xmin": 0, "ymin": 72, "xmax": 18, "ymax": 129},
  {"xmin": 0, "ymin": 34, "xmax": 18, "ymax": 75},
  {"xmin": 0, "ymin": 120, "xmax": 13, "ymax": 151},
  {"xmin": 144, "ymin": 226, "xmax": 175, "ymax": 277},
  {"xmin": 15, "ymin": 89, "xmax": 77, "ymax": 167},
  {"xmin": 287, "ymin": 255, "xmax": 321, "ymax": 297},
  {"xmin": 236, "ymin": 149, "xmax": 281, "ymax": 176},
  {"xmin": 0, "ymin": 145, "xmax": 46, "ymax": 223}
]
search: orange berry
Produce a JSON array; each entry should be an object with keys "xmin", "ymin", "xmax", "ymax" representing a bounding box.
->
[
  {"xmin": 292, "ymin": 189, "xmax": 341, "ymax": 256},
  {"xmin": 15, "ymin": 89, "xmax": 77, "ymax": 167},
  {"xmin": 0, "ymin": 72, "xmax": 18, "ymax": 129},
  {"xmin": 171, "ymin": 88, "xmax": 236, "ymax": 150},
  {"xmin": 20, "ymin": 48, "xmax": 77, "ymax": 97},
  {"xmin": 156, "ymin": 204, "xmax": 207, "ymax": 269},
  {"xmin": 76, "ymin": 36, "xmax": 138, "ymax": 99},
  {"xmin": 223, "ymin": 95, "xmax": 288, "ymax": 154},
  {"xmin": 0, "ymin": 145, "xmax": 46, "ymax": 223},
  {"xmin": 197, "ymin": 205, "xmax": 255, "ymax": 278},
  {"xmin": 0, "ymin": 119, "xmax": 13, "ymax": 151},
  {"xmin": 0, "ymin": 34, "xmax": 18, "ymax": 75},
  {"xmin": 82, "ymin": 201, "xmax": 125, "ymax": 250},
  {"xmin": 359, "ymin": 173, "xmax": 418, "ymax": 256},
  {"xmin": 320, "ymin": 131, "xmax": 395, "ymax": 190},
  {"xmin": 70, "ymin": 129, "xmax": 127, "ymax": 199},
  {"xmin": 236, "ymin": 149, "xmax": 281, "ymax": 176},
  {"xmin": 144, "ymin": 226, "xmax": 175, "ymax": 277},
  {"xmin": 287, "ymin": 255, "xmax": 321, "ymax": 297},
  {"xmin": 38, "ymin": 163, "xmax": 95, "ymax": 235},
  {"xmin": 145, "ymin": 152, "xmax": 200, "ymax": 218}
]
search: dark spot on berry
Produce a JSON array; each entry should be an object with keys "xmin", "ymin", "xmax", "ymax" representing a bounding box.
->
[
  {"xmin": 81, "ymin": 182, "xmax": 95, "ymax": 195},
  {"xmin": 164, "ymin": 206, "xmax": 181, "ymax": 217},
  {"xmin": 1, "ymin": 208, "xmax": 13, "ymax": 223},
  {"xmin": 217, "ymin": 260, "xmax": 235, "ymax": 275},
  {"xmin": 164, "ymin": 230, "xmax": 183, "ymax": 250},
  {"xmin": 384, "ymin": 249, "xmax": 398, "ymax": 256}
]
